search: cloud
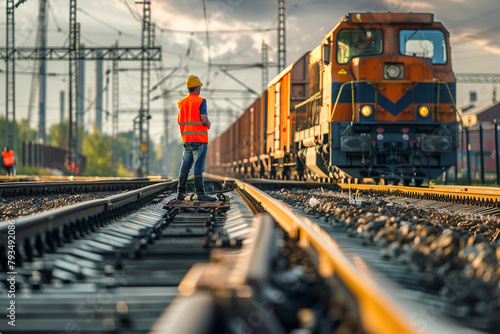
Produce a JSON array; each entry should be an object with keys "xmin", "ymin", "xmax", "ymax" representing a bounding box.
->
[
  {"xmin": 382, "ymin": 0, "xmax": 435, "ymax": 11},
  {"xmin": 453, "ymin": 32, "xmax": 500, "ymax": 56}
]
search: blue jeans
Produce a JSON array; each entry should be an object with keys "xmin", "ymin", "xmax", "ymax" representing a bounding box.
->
[{"xmin": 179, "ymin": 142, "xmax": 207, "ymax": 175}]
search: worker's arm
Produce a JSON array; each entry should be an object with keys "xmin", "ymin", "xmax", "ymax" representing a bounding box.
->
[
  {"xmin": 200, "ymin": 99, "xmax": 211, "ymax": 129},
  {"xmin": 201, "ymin": 114, "xmax": 211, "ymax": 128}
]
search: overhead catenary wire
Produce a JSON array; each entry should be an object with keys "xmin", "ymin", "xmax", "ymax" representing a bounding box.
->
[
  {"xmin": 447, "ymin": 8, "xmax": 500, "ymax": 29},
  {"xmin": 202, "ymin": 0, "xmax": 212, "ymax": 86},
  {"xmin": 121, "ymin": 0, "xmax": 142, "ymax": 22},
  {"xmin": 77, "ymin": 7, "xmax": 137, "ymax": 41},
  {"xmin": 48, "ymin": 1, "xmax": 71, "ymax": 48},
  {"xmin": 49, "ymin": 0, "xmax": 68, "ymax": 33},
  {"xmin": 158, "ymin": 26, "xmax": 276, "ymax": 34}
]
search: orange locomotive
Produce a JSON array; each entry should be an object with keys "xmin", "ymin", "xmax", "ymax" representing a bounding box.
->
[{"xmin": 208, "ymin": 13, "xmax": 458, "ymax": 185}]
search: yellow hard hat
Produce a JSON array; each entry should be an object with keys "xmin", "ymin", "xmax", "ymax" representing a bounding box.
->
[{"xmin": 186, "ymin": 75, "xmax": 203, "ymax": 88}]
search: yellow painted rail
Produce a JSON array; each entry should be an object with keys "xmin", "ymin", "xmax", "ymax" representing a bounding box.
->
[
  {"xmin": 337, "ymin": 182, "xmax": 500, "ymax": 204},
  {"xmin": 235, "ymin": 179, "xmax": 421, "ymax": 334}
]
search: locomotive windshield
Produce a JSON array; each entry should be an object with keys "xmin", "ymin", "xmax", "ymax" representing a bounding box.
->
[
  {"xmin": 337, "ymin": 29, "xmax": 383, "ymax": 64},
  {"xmin": 400, "ymin": 30, "xmax": 447, "ymax": 64}
]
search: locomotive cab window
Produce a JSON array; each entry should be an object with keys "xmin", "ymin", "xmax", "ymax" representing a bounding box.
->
[
  {"xmin": 336, "ymin": 29, "xmax": 383, "ymax": 64},
  {"xmin": 400, "ymin": 30, "xmax": 447, "ymax": 64}
]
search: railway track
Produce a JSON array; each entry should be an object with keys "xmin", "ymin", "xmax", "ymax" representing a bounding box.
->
[
  {"xmin": 255, "ymin": 180, "xmax": 500, "ymax": 333},
  {"xmin": 336, "ymin": 181, "xmax": 500, "ymax": 209},
  {"xmin": 0, "ymin": 177, "xmax": 492, "ymax": 333},
  {"xmin": 0, "ymin": 178, "xmax": 173, "ymax": 221},
  {"xmin": 0, "ymin": 177, "xmax": 168, "ymax": 198},
  {"xmin": 0, "ymin": 179, "xmax": 251, "ymax": 333}
]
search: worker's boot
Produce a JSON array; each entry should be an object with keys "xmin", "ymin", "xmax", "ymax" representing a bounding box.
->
[
  {"xmin": 194, "ymin": 174, "xmax": 217, "ymax": 201},
  {"xmin": 176, "ymin": 173, "xmax": 189, "ymax": 200}
]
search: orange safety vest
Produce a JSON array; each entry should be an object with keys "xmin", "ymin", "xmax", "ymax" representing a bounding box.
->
[
  {"xmin": 178, "ymin": 93, "xmax": 209, "ymax": 143},
  {"xmin": 2, "ymin": 150, "xmax": 14, "ymax": 167}
]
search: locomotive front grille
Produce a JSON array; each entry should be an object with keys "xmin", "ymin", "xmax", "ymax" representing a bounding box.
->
[{"xmin": 421, "ymin": 136, "xmax": 452, "ymax": 152}]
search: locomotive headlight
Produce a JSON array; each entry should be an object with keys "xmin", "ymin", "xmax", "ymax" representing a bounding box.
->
[
  {"xmin": 387, "ymin": 65, "xmax": 400, "ymax": 78},
  {"xmin": 360, "ymin": 105, "xmax": 373, "ymax": 117},
  {"xmin": 384, "ymin": 63, "xmax": 404, "ymax": 80},
  {"xmin": 418, "ymin": 105, "xmax": 431, "ymax": 118}
]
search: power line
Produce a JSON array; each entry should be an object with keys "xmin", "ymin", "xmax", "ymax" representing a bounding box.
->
[
  {"xmin": 447, "ymin": 8, "xmax": 500, "ymax": 29},
  {"xmin": 202, "ymin": 0, "xmax": 212, "ymax": 85},
  {"xmin": 48, "ymin": 1, "xmax": 66, "ymax": 34},
  {"xmin": 77, "ymin": 7, "xmax": 136, "ymax": 40},
  {"xmin": 50, "ymin": 3, "xmax": 105, "ymax": 46},
  {"xmin": 0, "ymin": 68, "xmax": 67, "ymax": 76},
  {"xmin": 121, "ymin": 0, "xmax": 142, "ymax": 22},
  {"xmin": 157, "ymin": 26, "xmax": 276, "ymax": 34}
]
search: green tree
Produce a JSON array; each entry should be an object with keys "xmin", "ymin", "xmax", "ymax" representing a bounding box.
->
[
  {"xmin": 46, "ymin": 123, "xmax": 68, "ymax": 148},
  {"xmin": 81, "ymin": 127, "xmax": 114, "ymax": 176}
]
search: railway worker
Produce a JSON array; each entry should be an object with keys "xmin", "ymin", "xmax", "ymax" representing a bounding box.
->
[
  {"xmin": 176, "ymin": 75, "xmax": 217, "ymax": 202},
  {"xmin": 2, "ymin": 146, "xmax": 15, "ymax": 176}
]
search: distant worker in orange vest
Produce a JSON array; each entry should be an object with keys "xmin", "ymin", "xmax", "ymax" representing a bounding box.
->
[
  {"xmin": 2, "ymin": 146, "xmax": 15, "ymax": 176},
  {"xmin": 176, "ymin": 75, "xmax": 217, "ymax": 201}
]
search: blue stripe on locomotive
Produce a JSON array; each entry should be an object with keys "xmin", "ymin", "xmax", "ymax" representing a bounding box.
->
[{"xmin": 332, "ymin": 82, "xmax": 456, "ymax": 117}]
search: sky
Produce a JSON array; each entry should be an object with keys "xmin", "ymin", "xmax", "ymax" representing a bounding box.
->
[{"xmin": 1, "ymin": 0, "xmax": 500, "ymax": 145}]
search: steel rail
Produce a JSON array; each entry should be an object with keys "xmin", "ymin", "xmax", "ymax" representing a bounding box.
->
[
  {"xmin": 166, "ymin": 214, "xmax": 279, "ymax": 334},
  {"xmin": 233, "ymin": 179, "xmax": 419, "ymax": 334},
  {"xmin": 0, "ymin": 180, "xmax": 176, "ymax": 269},
  {"xmin": 337, "ymin": 182, "xmax": 500, "ymax": 205},
  {"xmin": 0, "ymin": 176, "xmax": 164, "ymax": 181},
  {"xmin": 0, "ymin": 178, "xmax": 169, "ymax": 197}
]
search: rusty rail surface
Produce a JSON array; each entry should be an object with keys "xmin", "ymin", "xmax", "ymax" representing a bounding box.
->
[{"xmin": 337, "ymin": 182, "xmax": 500, "ymax": 206}]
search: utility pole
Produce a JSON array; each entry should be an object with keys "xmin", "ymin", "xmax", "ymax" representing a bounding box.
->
[
  {"xmin": 38, "ymin": 0, "xmax": 48, "ymax": 142},
  {"xmin": 133, "ymin": 115, "xmax": 140, "ymax": 173},
  {"xmin": 78, "ymin": 44, "xmax": 85, "ymax": 132},
  {"xmin": 261, "ymin": 40, "xmax": 269, "ymax": 91},
  {"xmin": 68, "ymin": 0, "xmax": 79, "ymax": 173},
  {"xmin": 5, "ymin": 0, "xmax": 16, "ymax": 175},
  {"xmin": 95, "ymin": 52, "xmax": 103, "ymax": 133},
  {"xmin": 60, "ymin": 90, "xmax": 65, "ymax": 124},
  {"xmin": 4, "ymin": 0, "xmax": 28, "ymax": 176},
  {"xmin": 112, "ymin": 41, "xmax": 119, "ymax": 172},
  {"xmin": 24, "ymin": 0, "xmax": 48, "ymax": 142},
  {"xmin": 162, "ymin": 90, "xmax": 169, "ymax": 175},
  {"xmin": 138, "ymin": 0, "xmax": 152, "ymax": 177},
  {"xmin": 150, "ymin": 38, "xmax": 178, "ymax": 176},
  {"xmin": 277, "ymin": 0, "xmax": 286, "ymax": 74}
]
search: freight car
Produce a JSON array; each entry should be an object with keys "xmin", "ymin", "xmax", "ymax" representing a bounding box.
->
[
  {"xmin": 22, "ymin": 141, "xmax": 87, "ymax": 174},
  {"xmin": 208, "ymin": 12, "xmax": 458, "ymax": 185}
]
